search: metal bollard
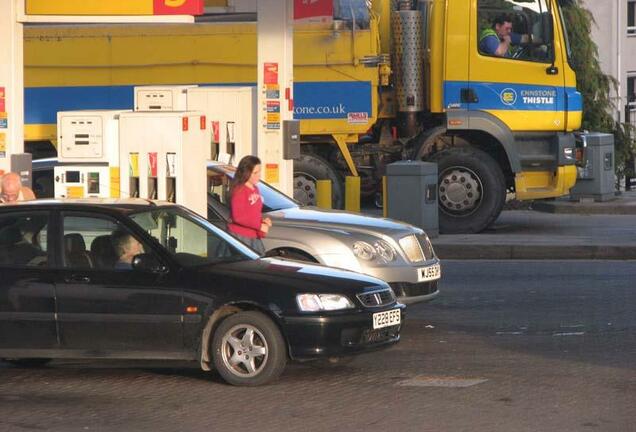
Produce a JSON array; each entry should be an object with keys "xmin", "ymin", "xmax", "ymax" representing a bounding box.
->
[
  {"xmin": 316, "ymin": 179, "xmax": 332, "ymax": 209},
  {"xmin": 345, "ymin": 176, "xmax": 360, "ymax": 212}
]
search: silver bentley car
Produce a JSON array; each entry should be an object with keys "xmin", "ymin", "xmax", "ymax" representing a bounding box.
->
[{"xmin": 207, "ymin": 162, "xmax": 441, "ymax": 305}]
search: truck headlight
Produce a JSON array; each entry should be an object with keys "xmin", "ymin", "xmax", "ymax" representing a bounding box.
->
[
  {"xmin": 296, "ymin": 294, "xmax": 355, "ymax": 311},
  {"xmin": 352, "ymin": 240, "xmax": 396, "ymax": 262}
]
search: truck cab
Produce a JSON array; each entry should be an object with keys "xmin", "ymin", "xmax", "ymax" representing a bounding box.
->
[{"xmin": 402, "ymin": 0, "xmax": 581, "ymax": 232}]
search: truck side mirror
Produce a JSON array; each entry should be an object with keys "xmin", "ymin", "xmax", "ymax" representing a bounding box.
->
[
  {"xmin": 543, "ymin": 13, "xmax": 558, "ymax": 75},
  {"xmin": 542, "ymin": 13, "xmax": 554, "ymax": 45}
]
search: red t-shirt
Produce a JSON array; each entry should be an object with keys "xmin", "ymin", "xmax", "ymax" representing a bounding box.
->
[{"xmin": 228, "ymin": 184, "xmax": 265, "ymax": 239}]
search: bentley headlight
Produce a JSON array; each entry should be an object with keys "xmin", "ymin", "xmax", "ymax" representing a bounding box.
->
[
  {"xmin": 353, "ymin": 241, "xmax": 376, "ymax": 260},
  {"xmin": 297, "ymin": 294, "xmax": 355, "ymax": 311},
  {"xmin": 373, "ymin": 240, "xmax": 396, "ymax": 262},
  {"xmin": 353, "ymin": 240, "xmax": 396, "ymax": 262}
]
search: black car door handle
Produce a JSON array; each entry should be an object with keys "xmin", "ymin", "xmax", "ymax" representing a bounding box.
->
[{"xmin": 65, "ymin": 275, "xmax": 91, "ymax": 283}]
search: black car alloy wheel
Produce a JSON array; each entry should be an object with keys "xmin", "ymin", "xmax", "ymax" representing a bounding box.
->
[{"xmin": 212, "ymin": 311, "xmax": 287, "ymax": 386}]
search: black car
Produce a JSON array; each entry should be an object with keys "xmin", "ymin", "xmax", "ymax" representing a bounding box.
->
[{"xmin": 0, "ymin": 199, "xmax": 404, "ymax": 386}]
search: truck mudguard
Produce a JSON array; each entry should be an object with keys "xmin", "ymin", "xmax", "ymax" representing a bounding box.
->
[{"xmin": 446, "ymin": 110, "xmax": 521, "ymax": 173}]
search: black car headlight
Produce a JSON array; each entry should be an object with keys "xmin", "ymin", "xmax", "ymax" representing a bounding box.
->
[{"xmin": 296, "ymin": 294, "xmax": 355, "ymax": 311}]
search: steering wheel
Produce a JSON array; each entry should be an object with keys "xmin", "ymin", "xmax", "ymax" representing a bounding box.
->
[{"xmin": 512, "ymin": 45, "xmax": 531, "ymax": 60}]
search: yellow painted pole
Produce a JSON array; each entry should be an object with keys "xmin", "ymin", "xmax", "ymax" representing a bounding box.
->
[
  {"xmin": 110, "ymin": 166, "xmax": 121, "ymax": 198},
  {"xmin": 382, "ymin": 175, "xmax": 387, "ymax": 217},
  {"xmin": 345, "ymin": 176, "xmax": 360, "ymax": 212},
  {"xmin": 316, "ymin": 179, "xmax": 332, "ymax": 209}
]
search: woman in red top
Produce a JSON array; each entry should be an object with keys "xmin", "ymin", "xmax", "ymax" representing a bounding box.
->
[{"xmin": 227, "ymin": 156, "xmax": 272, "ymax": 255}]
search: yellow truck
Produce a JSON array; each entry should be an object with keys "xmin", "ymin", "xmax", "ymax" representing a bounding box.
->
[{"xmin": 23, "ymin": 0, "xmax": 581, "ymax": 233}]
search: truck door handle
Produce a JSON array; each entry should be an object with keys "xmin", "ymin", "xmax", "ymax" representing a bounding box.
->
[
  {"xmin": 460, "ymin": 88, "xmax": 479, "ymax": 103},
  {"xmin": 65, "ymin": 275, "xmax": 91, "ymax": 283},
  {"xmin": 546, "ymin": 65, "xmax": 559, "ymax": 75}
]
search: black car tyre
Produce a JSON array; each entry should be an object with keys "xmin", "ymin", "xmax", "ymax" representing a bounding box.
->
[
  {"xmin": 212, "ymin": 311, "xmax": 287, "ymax": 386},
  {"xmin": 294, "ymin": 153, "xmax": 344, "ymax": 209},
  {"xmin": 4, "ymin": 358, "xmax": 52, "ymax": 367},
  {"xmin": 429, "ymin": 147, "xmax": 506, "ymax": 234}
]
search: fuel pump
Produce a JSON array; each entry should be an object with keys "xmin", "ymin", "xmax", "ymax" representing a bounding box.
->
[
  {"xmin": 118, "ymin": 111, "xmax": 210, "ymax": 216},
  {"xmin": 54, "ymin": 110, "xmax": 128, "ymax": 198},
  {"xmin": 186, "ymin": 86, "xmax": 257, "ymax": 164},
  {"xmin": 134, "ymin": 85, "xmax": 197, "ymax": 111}
]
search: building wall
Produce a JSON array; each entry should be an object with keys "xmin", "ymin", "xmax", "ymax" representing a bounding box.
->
[{"xmin": 582, "ymin": 0, "xmax": 636, "ymax": 122}]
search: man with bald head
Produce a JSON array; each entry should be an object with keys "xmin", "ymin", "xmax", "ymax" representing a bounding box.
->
[{"xmin": 0, "ymin": 172, "xmax": 36, "ymax": 203}]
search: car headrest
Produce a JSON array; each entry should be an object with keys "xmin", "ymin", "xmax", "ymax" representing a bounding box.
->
[
  {"xmin": 64, "ymin": 233, "xmax": 86, "ymax": 254},
  {"xmin": 91, "ymin": 235, "xmax": 116, "ymax": 257}
]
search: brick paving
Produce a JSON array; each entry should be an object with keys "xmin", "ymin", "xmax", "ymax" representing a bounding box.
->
[
  {"xmin": 1, "ymin": 319, "xmax": 633, "ymax": 432},
  {"xmin": 1, "ymin": 261, "xmax": 635, "ymax": 432}
]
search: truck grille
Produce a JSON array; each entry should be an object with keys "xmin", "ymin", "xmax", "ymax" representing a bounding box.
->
[{"xmin": 356, "ymin": 288, "xmax": 395, "ymax": 307}]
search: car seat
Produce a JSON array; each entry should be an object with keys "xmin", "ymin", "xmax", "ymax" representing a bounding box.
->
[
  {"xmin": 90, "ymin": 235, "xmax": 118, "ymax": 269},
  {"xmin": 64, "ymin": 233, "xmax": 93, "ymax": 268}
]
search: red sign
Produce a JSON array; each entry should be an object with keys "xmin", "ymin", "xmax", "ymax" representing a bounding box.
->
[
  {"xmin": 153, "ymin": 0, "xmax": 204, "ymax": 15},
  {"xmin": 0, "ymin": 87, "xmax": 4, "ymax": 112},
  {"xmin": 212, "ymin": 121, "xmax": 220, "ymax": 143},
  {"xmin": 263, "ymin": 63, "xmax": 279, "ymax": 85},
  {"xmin": 148, "ymin": 152, "xmax": 158, "ymax": 177},
  {"xmin": 294, "ymin": 0, "xmax": 333, "ymax": 23}
]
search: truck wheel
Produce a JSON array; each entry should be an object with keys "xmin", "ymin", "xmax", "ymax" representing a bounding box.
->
[
  {"xmin": 294, "ymin": 153, "xmax": 344, "ymax": 209},
  {"xmin": 429, "ymin": 147, "xmax": 506, "ymax": 234},
  {"xmin": 212, "ymin": 311, "xmax": 287, "ymax": 386}
]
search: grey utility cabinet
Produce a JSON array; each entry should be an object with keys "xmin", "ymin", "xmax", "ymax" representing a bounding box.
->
[
  {"xmin": 570, "ymin": 133, "xmax": 615, "ymax": 202},
  {"xmin": 11, "ymin": 153, "xmax": 33, "ymax": 188},
  {"xmin": 386, "ymin": 161, "xmax": 438, "ymax": 237}
]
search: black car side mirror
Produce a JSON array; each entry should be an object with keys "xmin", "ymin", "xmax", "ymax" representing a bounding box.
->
[{"xmin": 132, "ymin": 253, "xmax": 167, "ymax": 274}]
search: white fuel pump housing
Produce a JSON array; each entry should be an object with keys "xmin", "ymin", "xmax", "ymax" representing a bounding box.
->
[
  {"xmin": 57, "ymin": 110, "xmax": 128, "ymax": 164},
  {"xmin": 186, "ymin": 86, "xmax": 257, "ymax": 165},
  {"xmin": 118, "ymin": 111, "xmax": 210, "ymax": 217},
  {"xmin": 134, "ymin": 85, "xmax": 198, "ymax": 112}
]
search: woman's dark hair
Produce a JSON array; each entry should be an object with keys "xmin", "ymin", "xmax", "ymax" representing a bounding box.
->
[{"xmin": 230, "ymin": 155, "xmax": 261, "ymax": 196}]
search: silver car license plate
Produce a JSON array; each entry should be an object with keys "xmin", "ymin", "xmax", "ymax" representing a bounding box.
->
[
  {"xmin": 373, "ymin": 309, "xmax": 401, "ymax": 329},
  {"xmin": 418, "ymin": 263, "xmax": 441, "ymax": 282}
]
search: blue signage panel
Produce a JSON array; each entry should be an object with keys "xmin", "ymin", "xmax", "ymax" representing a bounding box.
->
[
  {"xmin": 293, "ymin": 81, "xmax": 372, "ymax": 120},
  {"xmin": 24, "ymin": 81, "xmax": 374, "ymax": 125},
  {"xmin": 443, "ymin": 80, "xmax": 582, "ymax": 112}
]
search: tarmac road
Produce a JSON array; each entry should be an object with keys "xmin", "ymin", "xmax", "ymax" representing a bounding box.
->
[{"xmin": 1, "ymin": 260, "xmax": 634, "ymax": 432}]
